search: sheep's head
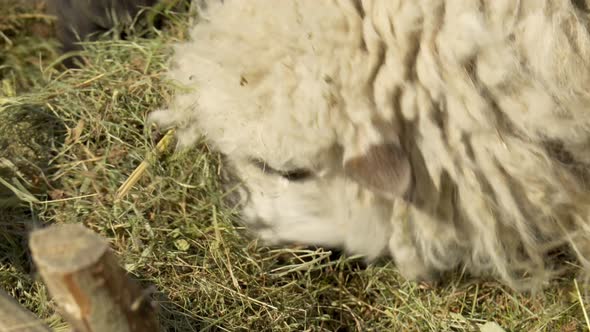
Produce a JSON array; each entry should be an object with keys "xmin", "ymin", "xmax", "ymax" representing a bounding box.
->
[
  {"xmin": 148, "ymin": 59, "xmax": 413, "ymax": 260},
  {"xmin": 148, "ymin": 0, "xmax": 418, "ymax": 265}
]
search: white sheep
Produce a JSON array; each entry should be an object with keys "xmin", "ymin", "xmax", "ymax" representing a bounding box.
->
[{"xmin": 149, "ymin": 0, "xmax": 590, "ymax": 292}]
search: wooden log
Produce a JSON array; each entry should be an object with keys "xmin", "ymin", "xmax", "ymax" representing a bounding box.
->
[
  {"xmin": 0, "ymin": 288, "xmax": 51, "ymax": 332},
  {"xmin": 29, "ymin": 223, "xmax": 160, "ymax": 332}
]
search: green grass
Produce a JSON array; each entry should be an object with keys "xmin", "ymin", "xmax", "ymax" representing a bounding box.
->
[{"xmin": 1, "ymin": 1, "xmax": 589, "ymax": 331}]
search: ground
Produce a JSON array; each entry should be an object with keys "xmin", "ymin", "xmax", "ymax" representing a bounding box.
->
[{"xmin": 0, "ymin": 1, "xmax": 588, "ymax": 331}]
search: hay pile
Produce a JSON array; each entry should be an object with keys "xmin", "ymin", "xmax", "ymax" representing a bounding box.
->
[{"xmin": 0, "ymin": 1, "xmax": 588, "ymax": 330}]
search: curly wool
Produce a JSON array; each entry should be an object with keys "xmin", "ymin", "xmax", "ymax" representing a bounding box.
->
[{"xmin": 150, "ymin": 0, "xmax": 590, "ymax": 291}]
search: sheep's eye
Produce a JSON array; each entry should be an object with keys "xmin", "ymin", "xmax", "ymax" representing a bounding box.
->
[
  {"xmin": 281, "ymin": 168, "xmax": 313, "ymax": 181},
  {"xmin": 250, "ymin": 159, "xmax": 313, "ymax": 181}
]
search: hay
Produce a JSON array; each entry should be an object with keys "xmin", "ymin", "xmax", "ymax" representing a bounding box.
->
[{"xmin": 0, "ymin": 1, "xmax": 588, "ymax": 330}]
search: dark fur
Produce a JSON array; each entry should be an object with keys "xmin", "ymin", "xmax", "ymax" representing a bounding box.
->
[{"xmin": 46, "ymin": 0, "xmax": 160, "ymax": 66}]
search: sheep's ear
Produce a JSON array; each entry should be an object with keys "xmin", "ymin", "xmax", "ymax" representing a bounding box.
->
[{"xmin": 343, "ymin": 143, "xmax": 412, "ymax": 199}]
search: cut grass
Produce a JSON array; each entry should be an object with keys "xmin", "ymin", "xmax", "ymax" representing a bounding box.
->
[{"xmin": 1, "ymin": 1, "xmax": 589, "ymax": 331}]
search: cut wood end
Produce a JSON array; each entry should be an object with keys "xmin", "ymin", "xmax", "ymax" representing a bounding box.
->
[
  {"xmin": 0, "ymin": 288, "xmax": 51, "ymax": 332},
  {"xmin": 29, "ymin": 223, "xmax": 110, "ymax": 274}
]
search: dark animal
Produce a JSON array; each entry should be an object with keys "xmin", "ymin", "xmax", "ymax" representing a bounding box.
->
[{"xmin": 46, "ymin": 0, "xmax": 161, "ymax": 67}]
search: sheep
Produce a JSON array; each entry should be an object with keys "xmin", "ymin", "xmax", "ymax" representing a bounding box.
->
[{"xmin": 149, "ymin": 0, "xmax": 590, "ymax": 292}]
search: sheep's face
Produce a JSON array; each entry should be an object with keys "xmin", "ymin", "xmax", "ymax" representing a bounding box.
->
[{"xmin": 223, "ymin": 151, "xmax": 398, "ymax": 260}]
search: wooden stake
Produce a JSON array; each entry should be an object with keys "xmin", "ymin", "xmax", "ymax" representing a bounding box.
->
[
  {"xmin": 0, "ymin": 288, "xmax": 51, "ymax": 332},
  {"xmin": 29, "ymin": 223, "xmax": 160, "ymax": 332}
]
